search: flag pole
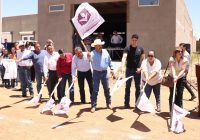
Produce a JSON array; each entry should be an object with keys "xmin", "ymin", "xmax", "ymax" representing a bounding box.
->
[
  {"xmin": 49, "ymin": 79, "xmax": 62, "ymax": 99},
  {"xmin": 170, "ymin": 82, "xmax": 177, "ymax": 129},
  {"xmin": 70, "ymin": 20, "xmax": 89, "ymax": 52}
]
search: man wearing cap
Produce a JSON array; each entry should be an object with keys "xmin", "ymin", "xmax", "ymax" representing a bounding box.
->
[
  {"xmin": 89, "ymin": 39, "xmax": 114, "ymax": 113},
  {"xmin": 72, "ymin": 47, "xmax": 93, "ymax": 103},
  {"xmin": 16, "ymin": 41, "xmax": 34, "ymax": 97}
]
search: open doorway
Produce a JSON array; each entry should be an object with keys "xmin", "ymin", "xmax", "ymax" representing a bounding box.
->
[{"xmin": 74, "ymin": 1, "xmax": 127, "ymax": 60}]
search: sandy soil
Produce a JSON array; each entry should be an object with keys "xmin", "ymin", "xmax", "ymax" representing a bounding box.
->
[{"xmin": 0, "ymin": 76, "xmax": 199, "ymax": 140}]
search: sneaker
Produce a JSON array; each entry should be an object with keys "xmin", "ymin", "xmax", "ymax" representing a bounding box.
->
[
  {"xmin": 30, "ymin": 94, "xmax": 34, "ymax": 98},
  {"xmin": 81, "ymin": 101, "xmax": 86, "ymax": 104},
  {"xmin": 107, "ymin": 104, "xmax": 113, "ymax": 110},
  {"xmin": 189, "ymin": 96, "xmax": 196, "ymax": 101},
  {"xmin": 124, "ymin": 104, "xmax": 130, "ymax": 109},
  {"xmin": 156, "ymin": 104, "xmax": 161, "ymax": 112},
  {"xmin": 22, "ymin": 94, "xmax": 27, "ymax": 97},
  {"xmin": 91, "ymin": 107, "xmax": 96, "ymax": 113}
]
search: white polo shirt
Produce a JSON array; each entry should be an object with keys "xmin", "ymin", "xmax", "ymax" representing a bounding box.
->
[
  {"xmin": 71, "ymin": 52, "xmax": 91, "ymax": 77},
  {"xmin": 17, "ymin": 49, "xmax": 33, "ymax": 67},
  {"xmin": 141, "ymin": 58, "xmax": 162, "ymax": 86},
  {"xmin": 111, "ymin": 35, "xmax": 123, "ymax": 44},
  {"xmin": 43, "ymin": 51, "xmax": 60, "ymax": 77},
  {"xmin": 169, "ymin": 57, "xmax": 188, "ymax": 78}
]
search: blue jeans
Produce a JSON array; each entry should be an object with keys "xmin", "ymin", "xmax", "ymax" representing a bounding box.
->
[
  {"xmin": 77, "ymin": 70, "xmax": 93, "ymax": 103},
  {"xmin": 35, "ymin": 71, "xmax": 44, "ymax": 94},
  {"xmin": 18, "ymin": 66, "xmax": 34, "ymax": 96},
  {"xmin": 58, "ymin": 73, "xmax": 74, "ymax": 102},
  {"xmin": 91, "ymin": 70, "xmax": 111, "ymax": 108},
  {"xmin": 144, "ymin": 83, "xmax": 161, "ymax": 105},
  {"xmin": 124, "ymin": 68, "xmax": 141, "ymax": 106}
]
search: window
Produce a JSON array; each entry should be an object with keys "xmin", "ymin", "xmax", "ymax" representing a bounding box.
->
[
  {"xmin": 22, "ymin": 35, "xmax": 35, "ymax": 41},
  {"xmin": 138, "ymin": 0, "xmax": 159, "ymax": 7},
  {"xmin": 49, "ymin": 4, "xmax": 65, "ymax": 12}
]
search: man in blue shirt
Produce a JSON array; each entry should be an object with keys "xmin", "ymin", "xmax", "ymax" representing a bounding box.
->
[
  {"xmin": 89, "ymin": 39, "xmax": 115, "ymax": 113},
  {"xmin": 3, "ymin": 39, "xmax": 8, "ymax": 49},
  {"xmin": 20, "ymin": 42, "xmax": 47, "ymax": 95}
]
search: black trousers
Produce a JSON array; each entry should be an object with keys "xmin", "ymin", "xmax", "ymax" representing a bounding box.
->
[
  {"xmin": 169, "ymin": 76, "xmax": 186, "ymax": 111},
  {"xmin": 184, "ymin": 74, "xmax": 195, "ymax": 97},
  {"xmin": 0, "ymin": 65, "xmax": 5, "ymax": 84},
  {"xmin": 30, "ymin": 65, "xmax": 35, "ymax": 82},
  {"xmin": 47, "ymin": 70, "xmax": 59, "ymax": 100},
  {"xmin": 77, "ymin": 70, "xmax": 93, "ymax": 103}
]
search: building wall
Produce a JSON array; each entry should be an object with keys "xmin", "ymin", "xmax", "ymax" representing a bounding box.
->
[
  {"xmin": 38, "ymin": 0, "xmax": 73, "ymax": 51},
  {"xmin": 2, "ymin": 14, "xmax": 38, "ymax": 42},
  {"xmin": 127, "ymin": 0, "xmax": 176, "ymax": 67},
  {"xmin": 0, "ymin": 0, "xmax": 192, "ymax": 67},
  {"xmin": 176, "ymin": 0, "xmax": 196, "ymax": 52},
  {"xmin": 197, "ymin": 39, "xmax": 200, "ymax": 52},
  {"xmin": 38, "ymin": 0, "xmax": 127, "ymax": 51}
]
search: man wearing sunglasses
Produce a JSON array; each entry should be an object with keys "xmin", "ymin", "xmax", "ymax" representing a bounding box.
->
[{"xmin": 141, "ymin": 51, "xmax": 162, "ymax": 112}]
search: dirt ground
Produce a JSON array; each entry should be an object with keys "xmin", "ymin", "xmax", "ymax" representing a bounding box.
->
[{"xmin": 0, "ymin": 75, "xmax": 199, "ymax": 140}]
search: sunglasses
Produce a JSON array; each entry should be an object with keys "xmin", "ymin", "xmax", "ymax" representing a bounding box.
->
[
  {"xmin": 148, "ymin": 55, "xmax": 154, "ymax": 58},
  {"xmin": 175, "ymin": 50, "xmax": 182, "ymax": 53}
]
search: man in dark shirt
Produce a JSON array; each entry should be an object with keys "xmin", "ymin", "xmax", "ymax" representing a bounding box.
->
[{"xmin": 121, "ymin": 34, "xmax": 145, "ymax": 108}]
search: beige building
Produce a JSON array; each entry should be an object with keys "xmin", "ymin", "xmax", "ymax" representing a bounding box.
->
[
  {"xmin": 2, "ymin": 0, "xmax": 196, "ymax": 66},
  {"xmin": 2, "ymin": 14, "xmax": 38, "ymax": 42}
]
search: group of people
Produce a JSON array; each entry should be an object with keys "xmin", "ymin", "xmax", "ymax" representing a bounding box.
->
[{"xmin": 0, "ymin": 33, "xmax": 196, "ymax": 114}]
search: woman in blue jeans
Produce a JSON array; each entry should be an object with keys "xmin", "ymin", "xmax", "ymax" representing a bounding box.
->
[{"xmin": 141, "ymin": 50, "xmax": 162, "ymax": 112}]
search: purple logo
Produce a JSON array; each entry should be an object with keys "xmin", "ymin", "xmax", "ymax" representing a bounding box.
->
[{"xmin": 78, "ymin": 8, "xmax": 91, "ymax": 26}]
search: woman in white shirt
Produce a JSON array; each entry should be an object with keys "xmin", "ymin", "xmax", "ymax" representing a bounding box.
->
[
  {"xmin": 141, "ymin": 50, "xmax": 162, "ymax": 112},
  {"xmin": 168, "ymin": 47, "xmax": 187, "ymax": 111}
]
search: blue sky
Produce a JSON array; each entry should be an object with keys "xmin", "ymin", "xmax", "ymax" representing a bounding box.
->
[{"xmin": 2, "ymin": 0, "xmax": 200, "ymax": 39}]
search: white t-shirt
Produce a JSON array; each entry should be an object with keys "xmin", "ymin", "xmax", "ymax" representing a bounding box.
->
[
  {"xmin": 111, "ymin": 35, "xmax": 123, "ymax": 44},
  {"xmin": 183, "ymin": 51, "xmax": 190, "ymax": 70},
  {"xmin": 169, "ymin": 57, "xmax": 188, "ymax": 78},
  {"xmin": 141, "ymin": 58, "xmax": 162, "ymax": 86}
]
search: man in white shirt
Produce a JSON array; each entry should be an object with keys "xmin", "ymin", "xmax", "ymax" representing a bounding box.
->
[
  {"xmin": 43, "ymin": 44, "xmax": 60, "ymax": 100},
  {"xmin": 72, "ymin": 47, "xmax": 93, "ymax": 104},
  {"xmin": 17, "ymin": 42, "xmax": 34, "ymax": 97},
  {"xmin": 180, "ymin": 43, "xmax": 196, "ymax": 101},
  {"xmin": 141, "ymin": 50, "xmax": 162, "ymax": 112},
  {"xmin": 110, "ymin": 31, "xmax": 123, "ymax": 48}
]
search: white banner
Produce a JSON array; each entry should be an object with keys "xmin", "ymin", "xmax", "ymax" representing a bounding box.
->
[
  {"xmin": 2, "ymin": 59, "xmax": 17, "ymax": 79},
  {"xmin": 53, "ymin": 97, "xmax": 71, "ymax": 115},
  {"xmin": 136, "ymin": 90, "xmax": 155, "ymax": 113},
  {"xmin": 170, "ymin": 104, "xmax": 190, "ymax": 133},
  {"xmin": 111, "ymin": 76, "xmax": 133, "ymax": 96},
  {"xmin": 72, "ymin": 2, "xmax": 105, "ymax": 39}
]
